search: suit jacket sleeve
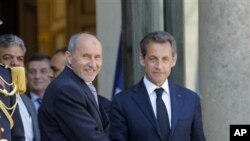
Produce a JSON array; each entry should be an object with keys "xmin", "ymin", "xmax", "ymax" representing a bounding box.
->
[
  {"xmin": 109, "ymin": 94, "xmax": 128, "ymax": 141},
  {"xmin": 54, "ymin": 85, "xmax": 110, "ymax": 141},
  {"xmin": 191, "ymin": 95, "xmax": 206, "ymax": 141}
]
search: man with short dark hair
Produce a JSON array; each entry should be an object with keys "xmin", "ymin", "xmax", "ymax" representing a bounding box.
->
[
  {"xmin": 110, "ymin": 31, "xmax": 206, "ymax": 141},
  {"xmin": 26, "ymin": 53, "xmax": 52, "ymax": 112}
]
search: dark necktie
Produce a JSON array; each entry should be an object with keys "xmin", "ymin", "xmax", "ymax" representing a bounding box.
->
[
  {"xmin": 155, "ymin": 88, "xmax": 170, "ymax": 141},
  {"xmin": 36, "ymin": 98, "xmax": 42, "ymax": 106}
]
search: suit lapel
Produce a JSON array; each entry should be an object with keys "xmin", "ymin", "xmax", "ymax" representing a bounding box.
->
[
  {"xmin": 21, "ymin": 95, "xmax": 35, "ymax": 116},
  {"xmin": 169, "ymin": 81, "xmax": 185, "ymax": 136},
  {"xmin": 20, "ymin": 95, "xmax": 40, "ymax": 140},
  {"xmin": 65, "ymin": 66, "xmax": 104, "ymax": 128},
  {"xmin": 131, "ymin": 80, "xmax": 162, "ymax": 139},
  {"xmin": 65, "ymin": 66, "xmax": 99, "ymax": 110},
  {"xmin": 82, "ymin": 84, "xmax": 109, "ymax": 130},
  {"xmin": 82, "ymin": 83, "xmax": 99, "ymax": 110}
]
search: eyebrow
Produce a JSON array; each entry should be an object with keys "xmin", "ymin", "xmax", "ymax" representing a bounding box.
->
[{"xmin": 2, "ymin": 54, "xmax": 24, "ymax": 58}]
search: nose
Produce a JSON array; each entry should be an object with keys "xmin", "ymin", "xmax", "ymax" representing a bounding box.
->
[
  {"xmin": 88, "ymin": 58, "xmax": 97, "ymax": 68},
  {"xmin": 33, "ymin": 71, "xmax": 43, "ymax": 79},
  {"xmin": 155, "ymin": 60, "xmax": 163, "ymax": 69},
  {"xmin": 10, "ymin": 58, "xmax": 21, "ymax": 67}
]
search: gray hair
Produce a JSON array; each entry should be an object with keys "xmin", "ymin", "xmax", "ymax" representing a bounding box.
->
[
  {"xmin": 140, "ymin": 31, "xmax": 177, "ymax": 58},
  {"xmin": 67, "ymin": 32, "xmax": 100, "ymax": 54},
  {"xmin": 67, "ymin": 33, "xmax": 80, "ymax": 53},
  {"xmin": 0, "ymin": 34, "xmax": 26, "ymax": 53}
]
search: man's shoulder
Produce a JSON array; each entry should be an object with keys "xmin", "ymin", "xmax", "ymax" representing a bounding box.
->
[
  {"xmin": 51, "ymin": 71, "xmax": 81, "ymax": 88},
  {"xmin": 113, "ymin": 83, "xmax": 142, "ymax": 101},
  {"xmin": 170, "ymin": 81, "xmax": 199, "ymax": 98},
  {"xmin": 44, "ymin": 74, "xmax": 87, "ymax": 101},
  {"xmin": 47, "ymin": 75, "xmax": 71, "ymax": 91}
]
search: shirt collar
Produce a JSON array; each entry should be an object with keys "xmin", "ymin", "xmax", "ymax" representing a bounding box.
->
[
  {"xmin": 143, "ymin": 75, "xmax": 170, "ymax": 95},
  {"xmin": 86, "ymin": 82, "xmax": 92, "ymax": 86},
  {"xmin": 67, "ymin": 64, "xmax": 72, "ymax": 69},
  {"xmin": 30, "ymin": 92, "xmax": 40, "ymax": 101}
]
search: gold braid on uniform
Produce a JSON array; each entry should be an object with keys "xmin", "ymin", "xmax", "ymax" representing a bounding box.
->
[
  {"xmin": 0, "ymin": 64, "xmax": 25, "ymax": 129},
  {"xmin": 0, "ymin": 76, "xmax": 17, "ymax": 96},
  {"xmin": 11, "ymin": 66, "xmax": 26, "ymax": 94},
  {"xmin": 0, "ymin": 94, "xmax": 19, "ymax": 129}
]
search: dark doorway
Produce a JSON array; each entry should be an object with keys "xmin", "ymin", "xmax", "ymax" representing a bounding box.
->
[{"xmin": 0, "ymin": 0, "xmax": 18, "ymax": 35}]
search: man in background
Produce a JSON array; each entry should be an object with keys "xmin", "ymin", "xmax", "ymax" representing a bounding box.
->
[
  {"xmin": 51, "ymin": 47, "xmax": 67, "ymax": 77},
  {"xmin": 26, "ymin": 53, "xmax": 53, "ymax": 112},
  {"xmin": 0, "ymin": 34, "xmax": 41, "ymax": 141}
]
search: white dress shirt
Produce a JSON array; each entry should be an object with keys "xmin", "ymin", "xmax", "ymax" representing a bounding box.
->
[
  {"xmin": 143, "ymin": 76, "xmax": 172, "ymax": 127},
  {"xmin": 17, "ymin": 95, "xmax": 34, "ymax": 141}
]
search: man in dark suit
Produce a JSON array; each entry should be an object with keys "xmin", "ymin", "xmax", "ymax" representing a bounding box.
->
[
  {"xmin": 26, "ymin": 53, "xmax": 52, "ymax": 112},
  {"xmin": 0, "ymin": 34, "xmax": 40, "ymax": 141},
  {"xmin": 110, "ymin": 31, "xmax": 206, "ymax": 141},
  {"xmin": 51, "ymin": 47, "xmax": 111, "ymax": 116},
  {"xmin": 39, "ymin": 32, "xmax": 110, "ymax": 141}
]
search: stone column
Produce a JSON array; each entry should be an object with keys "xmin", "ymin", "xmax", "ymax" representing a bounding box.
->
[
  {"xmin": 199, "ymin": 0, "xmax": 250, "ymax": 141},
  {"xmin": 122, "ymin": 0, "xmax": 164, "ymax": 87},
  {"xmin": 164, "ymin": 0, "xmax": 185, "ymax": 86}
]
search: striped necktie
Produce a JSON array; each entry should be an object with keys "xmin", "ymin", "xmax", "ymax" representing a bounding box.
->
[
  {"xmin": 36, "ymin": 98, "xmax": 42, "ymax": 105},
  {"xmin": 88, "ymin": 83, "xmax": 99, "ymax": 106}
]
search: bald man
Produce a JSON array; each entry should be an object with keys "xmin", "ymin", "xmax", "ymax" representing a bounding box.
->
[
  {"xmin": 51, "ymin": 47, "xmax": 67, "ymax": 77},
  {"xmin": 39, "ymin": 33, "xmax": 110, "ymax": 141}
]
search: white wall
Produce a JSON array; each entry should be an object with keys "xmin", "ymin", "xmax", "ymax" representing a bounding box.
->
[{"xmin": 96, "ymin": 0, "xmax": 121, "ymax": 99}]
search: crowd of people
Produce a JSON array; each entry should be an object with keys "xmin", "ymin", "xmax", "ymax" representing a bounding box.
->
[{"xmin": 0, "ymin": 31, "xmax": 206, "ymax": 141}]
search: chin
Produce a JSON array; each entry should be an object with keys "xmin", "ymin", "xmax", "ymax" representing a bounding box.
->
[
  {"xmin": 153, "ymin": 80, "xmax": 164, "ymax": 86},
  {"xmin": 82, "ymin": 77, "xmax": 95, "ymax": 82}
]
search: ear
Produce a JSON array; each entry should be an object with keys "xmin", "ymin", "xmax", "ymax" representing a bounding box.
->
[
  {"xmin": 139, "ymin": 54, "xmax": 145, "ymax": 67},
  {"xmin": 49, "ymin": 69, "xmax": 54, "ymax": 78},
  {"xmin": 171, "ymin": 54, "xmax": 177, "ymax": 67},
  {"xmin": 65, "ymin": 51, "xmax": 72, "ymax": 65}
]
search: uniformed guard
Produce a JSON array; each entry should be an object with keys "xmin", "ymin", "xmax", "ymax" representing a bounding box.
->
[
  {"xmin": 0, "ymin": 63, "xmax": 26, "ymax": 141},
  {"xmin": 0, "ymin": 64, "xmax": 14, "ymax": 141}
]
